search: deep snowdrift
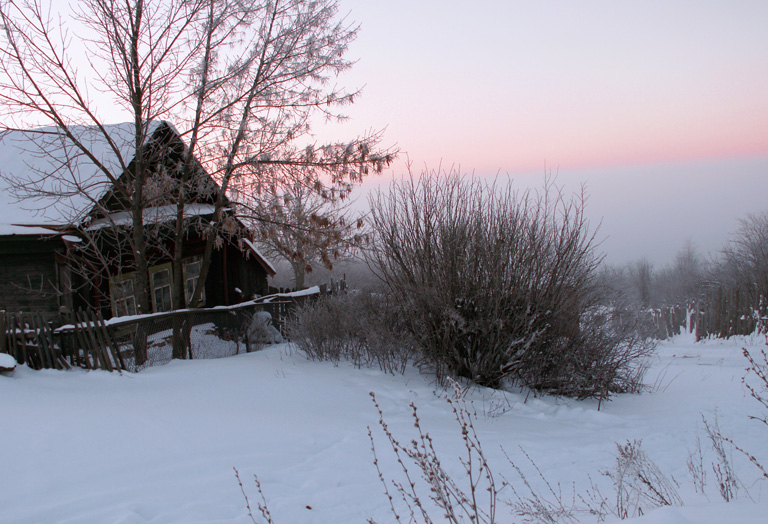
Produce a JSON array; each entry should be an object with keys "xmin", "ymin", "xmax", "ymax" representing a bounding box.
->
[{"xmin": 1, "ymin": 334, "xmax": 766, "ymax": 523}]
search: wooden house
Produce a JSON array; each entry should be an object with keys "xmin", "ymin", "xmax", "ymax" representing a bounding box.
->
[
  {"xmin": 0, "ymin": 122, "xmax": 276, "ymax": 319},
  {"xmin": 0, "ymin": 226, "xmax": 71, "ymax": 317}
]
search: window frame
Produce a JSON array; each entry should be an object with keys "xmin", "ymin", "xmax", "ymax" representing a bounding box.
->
[
  {"xmin": 183, "ymin": 257, "xmax": 205, "ymax": 307},
  {"xmin": 148, "ymin": 263, "xmax": 174, "ymax": 313},
  {"xmin": 109, "ymin": 272, "xmax": 138, "ymax": 317}
]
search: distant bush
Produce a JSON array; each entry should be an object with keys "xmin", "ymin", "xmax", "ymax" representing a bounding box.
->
[
  {"xmin": 287, "ymin": 290, "xmax": 414, "ymax": 374},
  {"xmin": 367, "ymin": 171, "xmax": 654, "ymax": 397}
]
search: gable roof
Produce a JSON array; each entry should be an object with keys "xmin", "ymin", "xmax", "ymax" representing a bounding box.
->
[
  {"xmin": 0, "ymin": 121, "xmax": 277, "ymax": 277},
  {"xmin": 0, "ymin": 121, "xmax": 165, "ymax": 229}
]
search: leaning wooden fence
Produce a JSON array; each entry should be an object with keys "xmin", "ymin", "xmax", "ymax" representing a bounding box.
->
[
  {"xmin": 0, "ymin": 311, "xmax": 71, "ymax": 370},
  {"xmin": 57, "ymin": 310, "xmax": 127, "ymax": 371},
  {"xmin": 1, "ymin": 309, "xmax": 126, "ymax": 371}
]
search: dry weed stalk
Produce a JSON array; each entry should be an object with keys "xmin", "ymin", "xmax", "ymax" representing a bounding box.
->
[
  {"xmin": 724, "ymin": 348, "xmax": 768, "ymax": 481},
  {"xmin": 686, "ymin": 435, "xmax": 708, "ymax": 496},
  {"xmin": 503, "ymin": 447, "xmax": 583, "ymax": 524},
  {"xmin": 368, "ymin": 384, "xmax": 500, "ymax": 524},
  {"xmin": 605, "ymin": 440, "xmax": 681, "ymax": 519},
  {"xmin": 234, "ymin": 468, "xmax": 276, "ymax": 524}
]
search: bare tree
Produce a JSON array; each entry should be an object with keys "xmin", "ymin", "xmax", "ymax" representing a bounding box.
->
[
  {"xmin": 0, "ymin": 0, "xmax": 394, "ymax": 360},
  {"xmin": 250, "ymin": 166, "xmax": 367, "ymax": 288},
  {"xmin": 652, "ymin": 240, "xmax": 705, "ymax": 307},
  {"xmin": 0, "ymin": 0, "xmax": 203, "ymax": 322},
  {"xmin": 172, "ymin": 0, "xmax": 395, "ymax": 307},
  {"xmin": 633, "ymin": 258, "xmax": 653, "ymax": 309},
  {"xmin": 719, "ymin": 211, "xmax": 768, "ymax": 302}
]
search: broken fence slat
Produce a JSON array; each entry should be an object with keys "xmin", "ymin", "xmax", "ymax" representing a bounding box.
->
[
  {"xmin": 32, "ymin": 315, "xmax": 51, "ymax": 369},
  {"xmin": 81, "ymin": 310, "xmax": 109, "ymax": 371},
  {"xmin": 16, "ymin": 313, "xmax": 27, "ymax": 368},
  {"xmin": 96, "ymin": 312, "xmax": 125, "ymax": 371},
  {"xmin": 0, "ymin": 311, "xmax": 7, "ymax": 356},
  {"xmin": 8, "ymin": 313, "xmax": 17, "ymax": 362},
  {"xmin": 88, "ymin": 310, "xmax": 113, "ymax": 372},
  {"xmin": 39, "ymin": 314, "xmax": 58, "ymax": 370},
  {"xmin": 39, "ymin": 314, "xmax": 69, "ymax": 370},
  {"xmin": 73, "ymin": 311, "xmax": 94, "ymax": 370}
]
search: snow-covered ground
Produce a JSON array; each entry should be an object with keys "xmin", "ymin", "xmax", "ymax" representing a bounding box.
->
[{"xmin": 1, "ymin": 333, "xmax": 767, "ymax": 523}]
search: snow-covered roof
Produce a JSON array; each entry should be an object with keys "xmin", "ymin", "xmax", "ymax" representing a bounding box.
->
[
  {"xmin": 242, "ymin": 238, "xmax": 277, "ymax": 276},
  {"xmin": 86, "ymin": 203, "xmax": 217, "ymax": 231},
  {"xmin": 0, "ymin": 122, "xmax": 164, "ymax": 228},
  {"xmin": 0, "ymin": 223, "xmax": 61, "ymax": 236}
]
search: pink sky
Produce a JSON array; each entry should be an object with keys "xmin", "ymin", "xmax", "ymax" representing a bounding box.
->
[
  {"xmin": 313, "ymin": 1, "xmax": 768, "ymax": 265},
  {"xmin": 315, "ymin": 0, "xmax": 768, "ymax": 172}
]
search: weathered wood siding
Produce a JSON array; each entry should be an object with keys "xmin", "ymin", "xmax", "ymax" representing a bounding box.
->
[{"xmin": 0, "ymin": 236, "xmax": 64, "ymax": 315}]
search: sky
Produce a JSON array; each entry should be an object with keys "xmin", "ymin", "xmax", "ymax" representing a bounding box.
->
[
  {"xmin": 313, "ymin": 0, "xmax": 768, "ymax": 266},
  {"xmin": 8, "ymin": 1, "xmax": 766, "ymax": 267}
]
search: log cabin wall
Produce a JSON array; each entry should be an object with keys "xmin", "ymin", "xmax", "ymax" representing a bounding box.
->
[{"xmin": 0, "ymin": 236, "xmax": 67, "ymax": 317}]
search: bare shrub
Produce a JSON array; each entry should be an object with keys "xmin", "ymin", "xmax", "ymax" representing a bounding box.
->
[
  {"xmin": 368, "ymin": 386, "xmax": 501, "ymax": 524},
  {"xmin": 732, "ymin": 347, "xmax": 768, "ymax": 480},
  {"xmin": 742, "ymin": 348, "xmax": 768, "ymax": 424},
  {"xmin": 367, "ymin": 384, "xmax": 602, "ymax": 524},
  {"xmin": 688, "ymin": 346, "xmax": 768, "ymax": 503},
  {"xmin": 234, "ymin": 468, "xmax": 276, "ymax": 524},
  {"xmin": 368, "ymin": 170, "xmax": 654, "ymax": 397},
  {"xmin": 701, "ymin": 415, "xmax": 741, "ymax": 502},
  {"xmin": 288, "ymin": 291, "xmax": 414, "ymax": 374},
  {"xmin": 604, "ymin": 440, "xmax": 681, "ymax": 519},
  {"xmin": 503, "ymin": 448, "xmax": 586, "ymax": 524},
  {"xmin": 718, "ymin": 212, "xmax": 768, "ymax": 306},
  {"xmin": 686, "ymin": 435, "xmax": 708, "ymax": 496},
  {"xmin": 711, "ymin": 347, "xmax": 768, "ymax": 485}
]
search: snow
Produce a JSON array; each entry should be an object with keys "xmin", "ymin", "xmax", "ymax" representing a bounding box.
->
[
  {"xmin": 85, "ymin": 203, "xmax": 217, "ymax": 230},
  {"xmin": 0, "ymin": 352, "xmax": 16, "ymax": 370},
  {"xmin": 261, "ymin": 286, "xmax": 320, "ymax": 301},
  {"xmin": 0, "ymin": 122, "xmax": 164, "ymax": 227},
  {"xmin": 0, "ymin": 335, "xmax": 766, "ymax": 523},
  {"xmin": 242, "ymin": 238, "xmax": 277, "ymax": 275},
  {"xmin": 0, "ymin": 223, "xmax": 60, "ymax": 236}
]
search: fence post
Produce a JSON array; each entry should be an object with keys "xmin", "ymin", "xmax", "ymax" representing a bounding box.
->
[
  {"xmin": 17, "ymin": 312, "xmax": 29, "ymax": 368},
  {"xmin": 32, "ymin": 314, "xmax": 51, "ymax": 369},
  {"xmin": 0, "ymin": 310, "xmax": 6, "ymax": 355}
]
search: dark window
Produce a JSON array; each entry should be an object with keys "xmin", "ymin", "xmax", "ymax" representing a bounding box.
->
[
  {"xmin": 151, "ymin": 267, "xmax": 172, "ymax": 312},
  {"xmin": 112, "ymin": 277, "xmax": 137, "ymax": 317},
  {"xmin": 183, "ymin": 259, "xmax": 204, "ymax": 306}
]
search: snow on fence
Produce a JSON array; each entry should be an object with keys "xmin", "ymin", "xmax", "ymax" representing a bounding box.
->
[
  {"xmin": 645, "ymin": 305, "xmax": 691, "ymax": 340},
  {"xmin": 0, "ymin": 289, "xmax": 320, "ymax": 372},
  {"xmin": 644, "ymin": 287, "xmax": 766, "ymax": 341},
  {"xmin": 694, "ymin": 286, "xmax": 765, "ymax": 340}
]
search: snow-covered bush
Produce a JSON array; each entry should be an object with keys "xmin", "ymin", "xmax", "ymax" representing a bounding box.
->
[
  {"xmin": 288, "ymin": 290, "xmax": 414, "ymax": 374},
  {"xmin": 367, "ymin": 171, "xmax": 654, "ymax": 396},
  {"xmin": 245, "ymin": 311, "xmax": 284, "ymax": 348}
]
